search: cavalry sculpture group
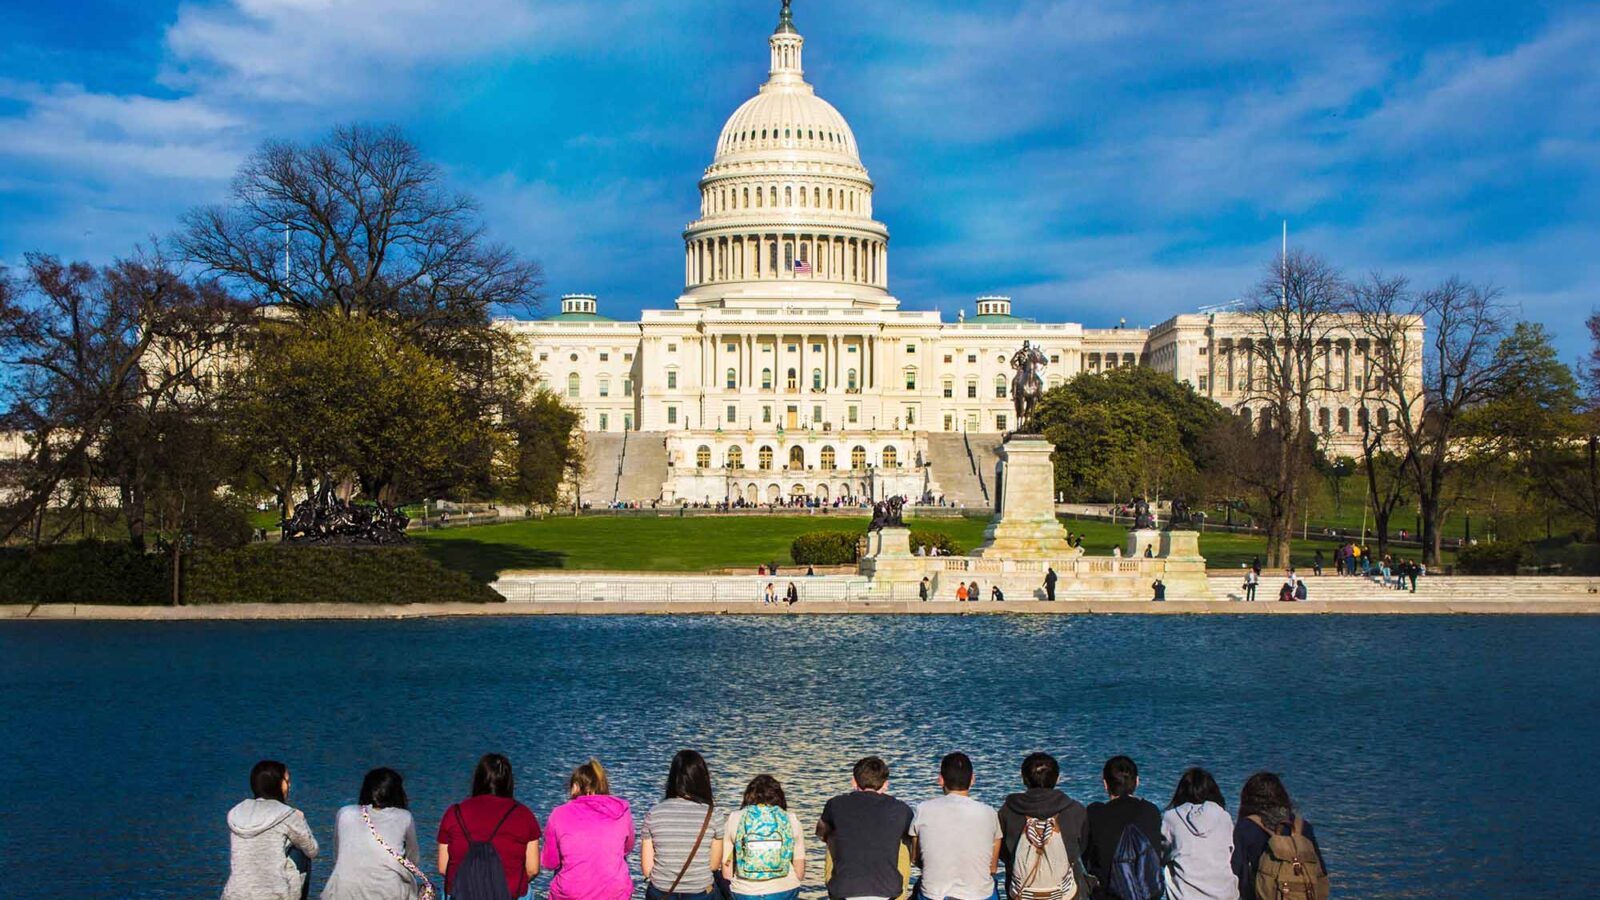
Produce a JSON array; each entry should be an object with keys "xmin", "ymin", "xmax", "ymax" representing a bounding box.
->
[{"xmin": 282, "ymin": 482, "xmax": 410, "ymax": 544}]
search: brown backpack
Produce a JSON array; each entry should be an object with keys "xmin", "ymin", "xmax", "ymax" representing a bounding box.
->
[{"xmin": 1250, "ymin": 816, "xmax": 1329, "ymax": 900}]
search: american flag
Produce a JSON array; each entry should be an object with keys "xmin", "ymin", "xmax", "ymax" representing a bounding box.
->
[{"xmin": 793, "ymin": 259, "xmax": 812, "ymax": 274}]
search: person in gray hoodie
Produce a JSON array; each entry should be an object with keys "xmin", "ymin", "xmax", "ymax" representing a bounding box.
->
[
  {"xmin": 223, "ymin": 760, "xmax": 321, "ymax": 900},
  {"xmin": 1158, "ymin": 768, "xmax": 1236, "ymax": 900}
]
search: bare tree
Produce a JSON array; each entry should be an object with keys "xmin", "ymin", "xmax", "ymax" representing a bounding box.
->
[
  {"xmin": 1352, "ymin": 275, "xmax": 1519, "ymax": 564},
  {"xmin": 178, "ymin": 124, "xmax": 542, "ymax": 337},
  {"xmin": 1235, "ymin": 250, "xmax": 1348, "ymax": 566}
]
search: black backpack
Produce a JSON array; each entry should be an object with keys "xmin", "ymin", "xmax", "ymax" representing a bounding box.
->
[{"xmin": 450, "ymin": 804, "xmax": 516, "ymax": 900}]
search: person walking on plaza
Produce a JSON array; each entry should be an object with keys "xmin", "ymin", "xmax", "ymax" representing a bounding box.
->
[
  {"xmin": 724, "ymin": 776, "xmax": 806, "ymax": 900},
  {"xmin": 919, "ymin": 578, "xmax": 930, "ymax": 601},
  {"xmin": 1083, "ymin": 756, "xmax": 1162, "ymax": 900},
  {"xmin": 323, "ymin": 768, "xmax": 431, "ymax": 900},
  {"xmin": 1160, "ymin": 769, "xmax": 1237, "ymax": 900},
  {"xmin": 543, "ymin": 759, "xmax": 635, "ymax": 900},
  {"xmin": 222, "ymin": 760, "xmax": 320, "ymax": 900},
  {"xmin": 1231, "ymin": 774, "xmax": 1329, "ymax": 900},
  {"xmin": 909, "ymin": 753, "xmax": 1002, "ymax": 900},
  {"xmin": 998, "ymin": 752, "xmax": 1090, "ymax": 900},
  {"xmin": 437, "ymin": 753, "xmax": 541, "ymax": 900},
  {"xmin": 1044, "ymin": 567, "xmax": 1058, "ymax": 602},
  {"xmin": 642, "ymin": 750, "xmax": 725, "ymax": 900},
  {"xmin": 1242, "ymin": 569, "xmax": 1258, "ymax": 602},
  {"xmin": 1312, "ymin": 550, "xmax": 1323, "ymax": 577},
  {"xmin": 817, "ymin": 757, "xmax": 914, "ymax": 900}
]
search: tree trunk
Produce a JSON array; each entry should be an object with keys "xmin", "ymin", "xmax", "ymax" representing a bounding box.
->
[
  {"xmin": 170, "ymin": 541, "xmax": 183, "ymax": 606},
  {"xmin": 1374, "ymin": 510, "xmax": 1391, "ymax": 558}
]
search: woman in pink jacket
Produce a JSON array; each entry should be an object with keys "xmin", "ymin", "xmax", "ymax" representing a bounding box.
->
[{"xmin": 542, "ymin": 759, "xmax": 636, "ymax": 900}]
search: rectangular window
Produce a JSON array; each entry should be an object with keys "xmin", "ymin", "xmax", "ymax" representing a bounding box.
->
[
  {"xmin": 905, "ymin": 372, "xmax": 917, "ymax": 390},
  {"xmin": 996, "ymin": 414, "xmax": 1008, "ymax": 431},
  {"xmin": 599, "ymin": 352, "xmax": 609, "ymax": 361},
  {"xmin": 967, "ymin": 354, "xmax": 977, "ymax": 364},
  {"xmin": 787, "ymin": 343, "xmax": 798, "ymax": 353},
  {"xmin": 812, "ymin": 343, "xmax": 822, "ymax": 353},
  {"xmin": 905, "ymin": 406, "xmax": 917, "ymax": 426},
  {"xmin": 599, "ymin": 413, "xmax": 609, "ymax": 431},
  {"xmin": 944, "ymin": 354, "xmax": 953, "ymax": 364},
  {"xmin": 1198, "ymin": 375, "xmax": 1210, "ymax": 392},
  {"xmin": 624, "ymin": 378, "xmax": 634, "ymax": 397},
  {"xmin": 667, "ymin": 344, "xmax": 678, "ymax": 353},
  {"xmin": 943, "ymin": 383, "xmax": 953, "ymax": 398},
  {"xmin": 943, "ymin": 414, "xmax": 954, "ymax": 432},
  {"xmin": 813, "ymin": 405, "xmax": 823, "ymax": 422},
  {"xmin": 906, "ymin": 345, "xmax": 917, "ymax": 354},
  {"xmin": 624, "ymin": 352, "xmax": 634, "ymax": 362},
  {"xmin": 1050, "ymin": 354, "xmax": 1060, "ymax": 364},
  {"xmin": 967, "ymin": 383, "xmax": 978, "ymax": 399},
  {"xmin": 848, "ymin": 405, "xmax": 859, "ymax": 423},
  {"xmin": 762, "ymin": 407, "xmax": 773, "ymax": 423},
  {"xmin": 667, "ymin": 371, "xmax": 678, "ymax": 389},
  {"xmin": 624, "ymin": 412, "xmax": 634, "ymax": 430},
  {"xmin": 599, "ymin": 381, "xmax": 609, "ymax": 397},
  {"xmin": 848, "ymin": 345, "xmax": 858, "ymax": 354},
  {"xmin": 539, "ymin": 352, "xmax": 549, "ymax": 362},
  {"xmin": 726, "ymin": 343, "xmax": 737, "ymax": 353},
  {"xmin": 727, "ymin": 405, "xmax": 738, "ymax": 424},
  {"xmin": 667, "ymin": 407, "xmax": 678, "ymax": 425}
]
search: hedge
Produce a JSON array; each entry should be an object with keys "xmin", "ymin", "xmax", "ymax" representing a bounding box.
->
[
  {"xmin": 790, "ymin": 531, "xmax": 860, "ymax": 566},
  {"xmin": 0, "ymin": 542, "xmax": 501, "ymax": 605},
  {"xmin": 1456, "ymin": 542, "xmax": 1524, "ymax": 575}
]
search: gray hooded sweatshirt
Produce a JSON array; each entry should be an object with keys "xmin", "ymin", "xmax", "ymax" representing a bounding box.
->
[
  {"xmin": 1159, "ymin": 801, "xmax": 1237, "ymax": 900},
  {"xmin": 222, "ymin": 798, "xmax": 321, "ymax": 900}
]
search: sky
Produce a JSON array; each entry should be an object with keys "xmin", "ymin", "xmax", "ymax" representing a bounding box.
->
[{"xmin": 1, "ymin": 0, "xmax": 1596, "ymax": 360}]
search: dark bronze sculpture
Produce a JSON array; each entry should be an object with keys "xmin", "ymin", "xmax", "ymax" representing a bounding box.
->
[
  {"xmin": 1009, "ymin": 340, "xmax": 1047, "ymax": 433},
  {"xmin": 283, "ymin": 481, "xmax": 410, "ymax": 544},
  {"xmin": 1165, "ymin": 499, "xmax": 1195, "ymax": 530},
  {"xmin": 1132, "ymin": 497, "xmax": 1156, "ymax": 530},
  {"xmin": 868, "ymin": 496, "xmax": 905, "ymax": 532}
]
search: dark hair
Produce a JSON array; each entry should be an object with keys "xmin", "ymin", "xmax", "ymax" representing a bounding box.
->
[
  {"xmin": 250, "ymin": 760, "xmax": 288, "ymax": 801},
  {"xmin": 853, "ymin": 756, "xmax": 890, "ymax": 790},
  {"xmin": 742, "ymin": 774, "xmax": 787, "ymax": 809},
  {"xmin": 940, "ymin": 752, "xmax": 974, "ymax": 791},
  {"xmin": 1021, "ymin": 752, "xmax": 1059, "ymax": 789},
  {"xmin": 666, "ymin": 749, "xmax": 714, "ymax": 805},
  {"xmin": 1168, "ymin": 767, "xmax": 1226, "ymax": 810},
  {"xmin": 360, "ymin": 768, "xmax": 408, "ymax": 810},
  {"xmin": 570, "ymin": 758, "xmax": 610, "ymax": 796},
  {"xmin": 471, "ymin": 753, "xmax": 515, "ymax": 798},
  {"xmin": 1239, "ymin": 772, "xmax": 1295, "ymax": 824},
  {"xmin": 1102, "ymin": 756, "xmax": 1139, "ymax": 798}
]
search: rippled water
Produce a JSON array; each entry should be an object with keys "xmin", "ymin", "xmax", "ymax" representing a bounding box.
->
[{"xmin": 1, "ymin": 615, "xmax": 1595, "ymax": 898}]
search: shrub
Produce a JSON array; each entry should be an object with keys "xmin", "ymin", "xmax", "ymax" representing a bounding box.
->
[
  {"xmin": 1456, "ymin": 542, "xmax": 1525, "ymax": 575},
  {"xmin": 0, "ymin": 541, "xmax": 169, "ymax": 605},
  {"xmin": 185, "ymin": 545, "xmax": 502, "ymax": 604},
  {"xmin": 790, "ymin": 531, "xmax": 860, "ymax": 566},
  {"xmin": 910, "ymin": 529, "xmax": 962, "ymax": 556}
]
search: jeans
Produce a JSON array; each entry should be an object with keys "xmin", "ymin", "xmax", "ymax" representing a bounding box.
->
[
  {"xmin": 647, "ymin": 885, "xmax": 720, "ymax": 900},
  {"xmin": 731, "ymin": 889, "xmax": 800, "ymax": 900},
  {"xmin": 914, "ymin": 881, "xmax": 998, "ymax": 900}
]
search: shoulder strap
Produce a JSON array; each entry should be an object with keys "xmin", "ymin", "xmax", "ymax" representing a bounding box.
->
[
  {"xmin": 453, "ymin": 804, "xmax": 474, "ymax": 842},
  {"xmin": 363, "ymin": 806, "xmax": 437, "ymax": 900},
  {"xmin": 664, "ymin": 804, "xmax": 716, "ymax": 895},
  {"xmin": 1290, "ymin": 816, "xmax": 1304, "ymax": 837},
  {"xmin": 485, "ymin": 802, "xmax": 518, "ymax": 842}
]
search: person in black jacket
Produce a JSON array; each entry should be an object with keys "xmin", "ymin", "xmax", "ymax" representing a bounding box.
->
[
  {"xmin": 1231, "ymin": 772, "xmax": 1329, "ymax": 896},
  {"xmin": 998, "ymin": 752, "xmax": 1090, "ymax": 897},
  {"xmin": 1083, "ymin": 756, "xmax": 1163, "ymax": 900}
]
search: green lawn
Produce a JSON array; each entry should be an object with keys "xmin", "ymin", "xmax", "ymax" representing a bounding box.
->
[{"xmin": 415, "ymin": 514, "xmax": 1401, "ymax": 582}]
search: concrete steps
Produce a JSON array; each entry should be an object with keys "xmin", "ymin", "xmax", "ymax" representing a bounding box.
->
[
  {"xmin": 577, "ymin": 431, "xmax": 626, "ymax": 505},
  {"xmin": 923, "ymin": 433, "xmax": 1001, "ymax": 510},
  {"xmin": 1208, "ymin": 574, "xmax": 1600, "ymax": 603},
  {"xmin": 616, "ymin": 432, "xmax": 668, "ymax": 503}
]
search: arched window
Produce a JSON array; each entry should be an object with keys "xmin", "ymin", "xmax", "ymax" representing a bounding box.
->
[
  {"xmin": 847, "ymin": 369, "xmax": 858, "ymax": 390},
  {"xmin": 785, "ymin": 186, "xmax": 793, "ymax": 206},
  {"xmin": 1240, "ymin": 407, "xmax": 1254, "ymax": 429},
  {"xmin": 788, "ymin": 446, "xmax": 805, "ymax": 470},
  {"xmin": 827, "ymin": 188, "xmax": 834, "ymax": 209},
  {"xmin": 821, "ymin": 446, "xmax": 836, "ymax": 470},
  {"xmin": 726, "ymin": 368, "xmax": 737, "ymax": 390},
  {"xmin": 567, "ymin": 372, "xmax": 580, "ymax": 398},
  {"xmin": 769, "ymin": 186, "xmax": 777, "ymax": 206},
  {"xmin": 882, "ymin": 445, "xmax": 899, "ymax": 468},
  {"xmin": 1358, "ymin": 407, "xmax": 1370, "ymax": 429},
  {"xmin": 1318, "ymin": 407, "xmax": 1331, "ymax": 431},
  {"xmin": 762, "ymin": 368, "xmax": 773, "ymax": 390},
  {"xmin": 851, "ymin": 446, "xmax": 867, "ymax": 469},
  {"xmin": 784, "ymin": 242, "xmax": 794, "ymax": 271},
  {"xmin": 813, "ymin": 187, "xmax": 820, "ymax": 207},
  {"xmin": 799, "ymin": 186, "xmax": 807, "ymax": 207},
  {"xmin": 696, "ymin": 445, "xmax": 712, "ymax": 469},
  {"xmin": 812, "ymin": 368, "xmax": 823, "ymax": 390},
  {"xmin": 786, "ymin": 368, "xmax": 798, "ymax": 390},
  {"xmin": 1337, "ymin": 408, "xmax": 1351, "ymax": 433},
  {"xmin": 995, "ymin": 375, "xmax": 1008, "ymax": 398},
  {"xmin": 727, "ymin": 446, "xmax": 744, "ymax": 469},
  {"xmin": 904, "ymin": 367, "xmax": 917, "ymax": 390},
  {"xmin": 757, "ymin": 187, "xmax": 764, "ymax": 208},
  {"xmin": 743, "ymin": 187, "xmax": 750, "ymax": 208},
  {"xmin": 1377, "ymin": 407, "xmax": 1390, "ymax": 430},
  {"xmin": 758, "ymin": 446, "xmax": 774, "ymax": 470}
]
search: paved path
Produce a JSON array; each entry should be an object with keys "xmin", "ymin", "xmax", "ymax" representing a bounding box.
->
[{"xmin": 6, "ymin": 596, "xmax": 1600, "ymax": 620}]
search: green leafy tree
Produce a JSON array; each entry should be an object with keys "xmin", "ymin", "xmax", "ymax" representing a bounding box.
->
[{"xmin": 502, "ymin": 389, "xmax": 582, "ymax": 509}]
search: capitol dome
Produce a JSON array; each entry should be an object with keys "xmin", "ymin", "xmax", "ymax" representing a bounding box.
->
[{"xmin": 680, "ymin": 0, "xmax": 892, "ymax": 305}]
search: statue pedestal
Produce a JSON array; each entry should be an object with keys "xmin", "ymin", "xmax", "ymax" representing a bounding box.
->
[
  {"xmin": 1126, "ymin": 529, "xmax": 1161, "ymax": 559},
  {"xmin": 859, "ymin": 526, "xmax": 922, "ymax": 584},
  {"xmin": 1160, "ymin": 530, "xmax": 1202, "ymax": 560},
  {"xmin": 973, "ymin": 436, "xmax": 1074, "ymax": 558},
  {"xmin": 864, "ymin": 526, "xmax": 913, "ymax": 559}
]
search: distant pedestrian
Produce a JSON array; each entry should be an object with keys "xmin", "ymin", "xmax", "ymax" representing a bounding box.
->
[
  {"xmin": 543, "ymin": 760, "xmax": 635, "ymax": 900},
  {"xmin": 1231, "ymin": 773, "xmax": 1329, "ymax": 900},
  {"xmin": 991, "ymin": 585, "xmax": 1005, "ymax": 602},
  {"xmin": 910, "ymin": 753, "xmax": 1002, "ymax": 900},
  {"xmin": 968, "ymin": 581, "xmax": 980, "ymax": 603},
  {"xmin": 1143, "ymin": 545, "xmax": 1154, "ymax": 559},
  {"xmin": 1312, "ymin": 550, "xmax": 1323, "ymax": 577},
  {"xmin": 1161, "ymin": 768, "xmax": 1237, "ymax": 900},
  {"xmin": 806, "ymin": 566, "xmax": 816, "ymax": 577},
  {"xmin": 222, "ymin": 760, "xmax": 319, "ymax": 900},
  {"xmin": 1242, "ymin": 570, "xmax": 1258, "ymax": 602},
  {"xmin": 1044, "ymin": 568, "xmax": 1058, "ymax": 602},
  {"xmin": 323, "ymin": 768, "xmax": 431, "ymax": 900},
  {"xmin": 1251, "ymin": 556, "xmax": 1262, "ymax": 577},
  {"xmin": 764, "ymin": 583, "xmax": 776, "ymax": 604},
  {"xmin": 437, "ymin": 754, "xmax": 540, "ymax": 900},
  {"xmin": 919, "ymin": 578, "xmax": 930, "ymax": 602},
  {"xmin": 1151, "ymin": 579, "xmax": 1166, "ymax": 602},
  {"xmin": 956, "ymin": 583, "xmax": 969, "ymax": 602}
]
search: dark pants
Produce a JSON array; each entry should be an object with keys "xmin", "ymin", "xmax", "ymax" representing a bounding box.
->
[
  {"xmin": 1244, "ymin": 583, "xmax": 1257, "ymax": 601},
  {"xmin": 647, "ymin": 884, "xmax": 722, "ymax": 900},
  {"xmin": 1045, "ymin": 582, "xmax": 1056, "ymax": 601}
]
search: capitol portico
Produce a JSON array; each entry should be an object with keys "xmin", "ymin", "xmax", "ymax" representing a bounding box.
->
[{"xmin": 503, "ymin": 3, "xmax": 1418, "ymax": 507}]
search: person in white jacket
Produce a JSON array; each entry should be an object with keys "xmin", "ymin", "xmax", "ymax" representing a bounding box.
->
[{"xmin": 1159, "ymin": 768, "xmax": 1238, "ymax": 900}]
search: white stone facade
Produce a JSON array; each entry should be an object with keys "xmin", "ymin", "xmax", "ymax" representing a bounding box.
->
[{"xmin": 502, "ymin": 4, "xmax": 1422, "ymax": 503}]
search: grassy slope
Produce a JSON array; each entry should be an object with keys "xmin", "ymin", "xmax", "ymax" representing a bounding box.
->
[{"xmin": 415, "ymin": 514, "xmax": 1412, "ymax": 581}]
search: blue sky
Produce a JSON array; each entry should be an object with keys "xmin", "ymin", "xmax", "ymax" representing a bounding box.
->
[{"xmin": 2, "ymin": 0, "xmax": 1596, "ymax": 359}]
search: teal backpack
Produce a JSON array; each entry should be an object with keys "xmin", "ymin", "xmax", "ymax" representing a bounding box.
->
[{"xmin": 734, "ymin": 805, "xmax": 794, "ymax": 881}]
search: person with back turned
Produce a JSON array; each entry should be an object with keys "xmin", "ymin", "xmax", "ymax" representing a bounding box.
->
[
  {"xmin": 1083, "ymin": 756, "xmax": 1162, "ymax": 900},
  {"xmin": 1043, "ymin": 568, "xmax": 1058, "ymax": 602},
  {"xmin": 222, "ymin": 760, "xmax": 320, "ymax": 900},
  {"xmin": 817, "ymin": 756, "xmax": 914, "ymax": 900},
  {"xmin": 909, "ymin": 753, "xmax": 1002, "ymax": 900},
  {"xmin": 998, "ymin": 752, "xmax": 1090, "ymax": 900}
]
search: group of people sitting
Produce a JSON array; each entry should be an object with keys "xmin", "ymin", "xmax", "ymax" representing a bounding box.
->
[{"xmin": 221, "ymin": 750, "xmax": 1328, "ymax": 900}]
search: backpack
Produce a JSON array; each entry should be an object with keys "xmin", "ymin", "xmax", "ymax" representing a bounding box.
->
[
  {"xmin": 450, "ymin": 804, "xmax": 516, "ymax": 900},
  {"xmin": 733, "ymin": 805, "xmax": 794, "ymax": 881},
  {"xmin": 1107, "ymin": 823, "xmax": 1162, "ymax": 900},
  {"xmin": 1250, "ymin": 817, "xmax": 1329, "ymax": 900},
  {"xmin": 1009, "ymin": 816, "xmax": 1078, "ymax": 900}
]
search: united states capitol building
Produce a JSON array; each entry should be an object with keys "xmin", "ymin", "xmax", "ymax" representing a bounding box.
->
[{"xmin": 503, "ymin": 4, "xmax": 1408, "ymax": 508}]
